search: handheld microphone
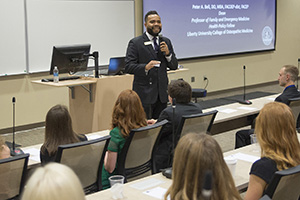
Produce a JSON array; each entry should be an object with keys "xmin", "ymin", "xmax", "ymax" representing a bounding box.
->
[
  {"xmin": 158, "ymin": 33, "xmax": 166, "ymax": 56},
  {"xmin": 202, "ymin": 170, "xmax": 213, "ymax": 199},
  {"xmin": 237, "ymin": 65, "xmax": 252, "ymax": 105},
  {"xmin": 11, "ymin": 97, "xmax": 24, "ymax": 156}
]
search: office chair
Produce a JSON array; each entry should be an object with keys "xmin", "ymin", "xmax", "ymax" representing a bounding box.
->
[
  {"xmin": 176, "ymin": 110, "xmax": 218, "ymax": 141},
  {"xmin": 0, "ymin": 154, "xmax": 29, "ymax": 200},
  {"xmin": 55, "ymin": 136, "xmax": 110, "ymax": 194},
  {"xmin": 116, "ymin": 120, "xmax": 168, "ymax": 182},
  {"xmin": 288, "ymin": 97, "xmax": 300, "ymax": 129},
  {"xmin": 263, "ymin": 164, "xmax": 300, "ymax": 200}
]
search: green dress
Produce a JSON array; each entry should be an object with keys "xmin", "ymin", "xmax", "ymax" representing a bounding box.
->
[{"xmin": 101, "ymin": 127, "xmax": 126, "ymax": 189}]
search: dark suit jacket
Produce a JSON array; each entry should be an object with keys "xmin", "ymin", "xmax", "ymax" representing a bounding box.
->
[
  {"xmin": 154, "ymin": 102, "xmax": 202, "ymax": 169},
  {"xmin": 275, "ymin": 85, "xmax": 300, "ymax": 105},
  {"xmin": 125, "ymin": 32, "xmax": 178, "ymax": 105}
]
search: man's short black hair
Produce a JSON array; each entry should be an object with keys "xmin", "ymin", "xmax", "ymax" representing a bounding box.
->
[
  {"xmin": 168, "ymin": 80, "xmax": 192, "ymax": 103},
  {"xmin": 144, "ymin": 10, "xmax": 159, "ymax": 22}
]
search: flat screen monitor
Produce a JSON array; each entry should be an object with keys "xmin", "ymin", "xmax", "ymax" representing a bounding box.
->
[
  {"xmin": 107, "ymin": 57, "xmax": 126, "ymax": 75},
  {"xmin": 50, "ymin": 44, "xmax": 91, "ymax": 74},
  {"xmin": 143, "ymin": 0, "xmax": 276, "ymax": 60}
]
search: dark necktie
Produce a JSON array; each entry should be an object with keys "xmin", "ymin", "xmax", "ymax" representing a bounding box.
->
[{"xmin": 153, "ymin": 37, "xmax": 159, "ymax": 53}]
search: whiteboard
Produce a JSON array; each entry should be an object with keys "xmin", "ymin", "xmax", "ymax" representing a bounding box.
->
[
  {"xmin": 27, "ymin": 0, "xmax": 135, "ymax": 73},
  {"xmin": 0, "ymin": 0, "xmax": 134, "ymax": 75},
  {"xmin": 0, "ymin": 0, "xmax": 27, "ymax": 76}
]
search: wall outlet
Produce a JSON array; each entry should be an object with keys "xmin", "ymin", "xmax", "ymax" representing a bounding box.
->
[
  {"xmin": 191, "ymin": 76, "xmax": 195, "ymax": 82},
  {"xmin": 203, "ymin": 76, "xmax": 208, "ymax": 81}
]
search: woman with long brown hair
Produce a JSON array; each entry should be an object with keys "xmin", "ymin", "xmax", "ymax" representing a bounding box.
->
[
  {"xmin": 40, "ymin": 104, "xmax": 87, "ymax": 164},
  {"xmin": 245, "ymin": 102, "xmax": 300, "ymax": 200},
  {"xmin": 165, "ymin": 133, "xmax": 241, "ymax": 200},
  {"xmin": 101, "ymin": 89, "xmax": 147, "ymax": 189}
]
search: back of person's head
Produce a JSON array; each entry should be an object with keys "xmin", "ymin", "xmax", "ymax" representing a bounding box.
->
[
  {"xmin": 168, "ymin": 79, "xmax": 192, "ymax": 104},
  {"xmin": 22, "ymin": 163, "xmax": 85, "ymax": 200},
  {"xmin": 144, "ymin": 10, "xmax": 159, "ymax": 22},
  {"xmin": 165, "ymin": 133, "xmax": 241, "ymax": 200},
  {"xmin": 256, "ymin": 102, "xmax": 300, "ymax": 170},
  {"xmin": 0, "ymin": 136, "xmax": 10, "ymax": 159},
  {"xmin": 43, "ymin": 104, "xmax": 79, "ymax": 156},
  {"xmin": 112, "ymin": 89, "xmax": 147, "ymax": 137},
  {"xmin": 283, "ymin": 65, "xmax": 299, "ymax": 83}
]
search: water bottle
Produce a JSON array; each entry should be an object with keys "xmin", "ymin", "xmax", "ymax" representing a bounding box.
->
[{"xmin": 53, "ymin": 66, "xmax": 59, "ymax": 83}]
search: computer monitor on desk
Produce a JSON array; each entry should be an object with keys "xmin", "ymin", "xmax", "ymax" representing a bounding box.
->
[{"xmin": 50, "ymin": 44, "xmax": 91, "ymax": 75}]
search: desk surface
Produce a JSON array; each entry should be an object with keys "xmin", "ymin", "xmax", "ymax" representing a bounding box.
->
[
  {"xmin": 22, "ymin": 93, "xmax": 278, "ymax": 168},
  {"xmin": 85, "ymin": 143, "xmax": 261, "ymax": 200},
  {"xmin": 32, "ymin": 77, "xmax": 98, "ymax": 87},
  {"xmin": 204, "ymin": 94, "xmax": 278, "ymax": 124},
  {"xmin": 31, "ymin": 68, "xmax": 188, "ymax": 87}
]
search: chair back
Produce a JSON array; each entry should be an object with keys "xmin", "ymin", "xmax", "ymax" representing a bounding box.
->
[
  {"xmin": 288, "ymin": 97, "xmax": 300, "ymax": 128},
  {"xmin": 55, "ymin": 136, "xmax": 110, "ymax": 194},
  {"xmin": 0, "ymin": 154, "xmax": 29, "ymax": 200},
  {"xmin": 176, "ymin": 110, "xmax": 218, "ymax": 139},
  {"xmin": 116, "ymin": 120, "xmax": 168, "ymax": 181},
  {"xmin": 264, "ymin": 165, "xmax": 300, "ymax": 200}
]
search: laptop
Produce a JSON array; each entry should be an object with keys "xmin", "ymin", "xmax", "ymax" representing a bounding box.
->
[
  {"xmin": 73, "ymin": 56, "xmax": 126, "ymax": 76},
  {"xmin": 105, "ymin": 56, "xmax": 126, "ymax": 75}
]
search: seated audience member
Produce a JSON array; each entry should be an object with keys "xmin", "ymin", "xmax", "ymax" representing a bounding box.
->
[
  {"xmin": 235, "ymin": 65, "xmax": 300, "ymax": 148},
  {"xmin": 148, "ymin": 79, "xmax": 202, "ymax": 170},
  {"xmin": 244, "ymin": 102, "xmax": 300, "ymax": 200},
  {"xmin": 40, "ymin": 105, "xmax": 87, "ymax": 164},
  {"xmin": 22, "ymin": 163, "xmax": 85, "ymax": 200},
  {"xmin": 102, "ymin": 89, "xmax": 147, "ymax": 189},
  {"xmin": 165, "ymin": 133, "xmax": 241, "ymax": 200},
  {"xmin": 0, "ymin": 136, "xmax": 10, "ymax": 159}
]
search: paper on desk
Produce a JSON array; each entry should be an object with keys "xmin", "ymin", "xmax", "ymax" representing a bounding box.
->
[
  {"xmin": 130, "ymin": 178, "xmax": 164, "ymax": 190},
  {"xmin": 23, "ymin": 148, "xmax": 40, "ymax": 162},
  {"xmin": 225, "ymin": 153, "xmax": 259, "ymax": 163},
  {"xmin": 237, "ymin": 106, "xmax": 256, "ymax": 111},
  {"xmin": 217, "ymin": 108, "xmax": 237, "ymax": 114},
  {"xmin": 143, "ymin": 187, "xmax": 167, "ymax": 199},
  {"xmin": 86, "ymin": 134, "xmax": 102, "ymax": 140}
]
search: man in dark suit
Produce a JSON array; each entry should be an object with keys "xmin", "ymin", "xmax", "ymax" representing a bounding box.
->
[
  {"xmin": 275, "ymin": 65, "xmax": 300, "ymax": 104},
  {"xmin": 148, "ymin": 80, "xmax": 202, "ymax": 170},
  {"xmin": 125, "ymin": 10, "xmax": 178, "ymax": 119},
  {"xmin": 235, "ymin": 65, "xmax": 300, "ymax": 148}
]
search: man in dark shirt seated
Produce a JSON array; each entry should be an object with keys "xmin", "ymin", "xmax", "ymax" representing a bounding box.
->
[
  {"xmin": 147, "ymin": 79, "xmax": 202, "ymax": 170},
  {"xmin": 235, "ymin": 65, "xmax": 300, "ymax": 148}
]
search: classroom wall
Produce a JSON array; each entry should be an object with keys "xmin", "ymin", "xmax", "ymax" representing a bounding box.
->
[{"xmin": 0, "ymin": 0, "xmax": 299, "ymax": 131}]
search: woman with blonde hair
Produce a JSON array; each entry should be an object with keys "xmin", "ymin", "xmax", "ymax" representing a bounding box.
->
[
  {"xmin": 245, "ymin": 102, "xmax": 300, "ymax": 200},
  {"xmin": 22, "ymin": 163, "xmax": 85, "ymax": 200},
  {"xmin": 40, "ymin": 104, "xmax": 87, "ymax": 164},
  {"xmin": 101, "ymin": 89, "xmax": 147, "ymax": 189},
  {"xmin": 165, "ymin": 133, "xmax": 241, "ymax": 200}
]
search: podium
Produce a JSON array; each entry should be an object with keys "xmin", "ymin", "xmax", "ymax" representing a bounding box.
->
[
  {"xmin": 32, "ymin": 68, "xmax": 188, "ymax": 134},
  {"xmin": 69, "ymin": 75, "xmax": 133, "ymax": 133}
]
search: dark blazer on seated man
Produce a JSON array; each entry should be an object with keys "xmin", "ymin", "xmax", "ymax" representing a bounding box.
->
[
  {"xmin": 235, "ymin": 65, "xmax": 300, "ymax": 149},
  {"xmin": 148, "ymin": 80, "xmax": 202, "ymax": 170}
]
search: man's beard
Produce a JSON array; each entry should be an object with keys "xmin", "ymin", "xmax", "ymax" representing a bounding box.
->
[{"xmin": 147, "ymin": 26, "xmax": 161, "ymax": 37}]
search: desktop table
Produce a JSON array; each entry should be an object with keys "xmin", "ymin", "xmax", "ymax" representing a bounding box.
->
[
  {"xmin": 22, "ymin": 93, "xmax": 278, "ymax": 168},
  {"xmin": 85, "ymin": 143, "xmax": 261, "ymax": 200},
  {"xmin": 205, "ymin": 94, "xmax": 278, "ymax": 134}
]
